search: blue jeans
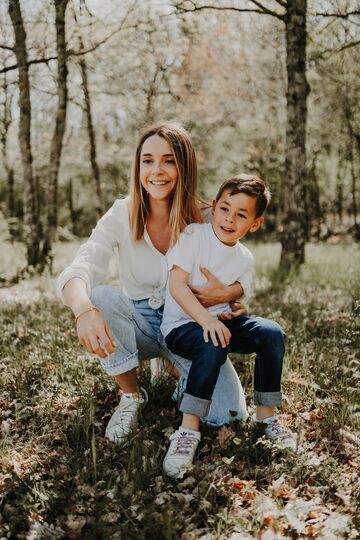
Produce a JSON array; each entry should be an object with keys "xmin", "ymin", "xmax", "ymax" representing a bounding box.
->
[
  {"xmin": 90, "ymin": 285, "xmax": 247, "ymax": 426},
  {"xmin": 165, "ymin": 317, "xmax": 285, "ymax": 418}
]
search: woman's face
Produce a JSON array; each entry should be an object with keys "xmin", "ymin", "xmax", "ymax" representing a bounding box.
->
[{"xmin": 139, "ymin": 135, "xmax": 178, "ymax": 202}]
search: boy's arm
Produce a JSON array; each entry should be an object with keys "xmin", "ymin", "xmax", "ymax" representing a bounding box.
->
[
  {"xmin": 190, "ymin": 266, "xmax": 244, "ymax": 307},
  {"xmin": 169, "ymin": 266, "xmax": 231, "ymax": 348}
]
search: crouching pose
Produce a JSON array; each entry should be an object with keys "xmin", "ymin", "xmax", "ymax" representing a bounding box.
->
[{"xmin": 57, "ymin": 123, "xmax": 249, "ymax": 451}]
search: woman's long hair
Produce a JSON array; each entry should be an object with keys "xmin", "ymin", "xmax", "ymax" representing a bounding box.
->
[{"xmin": 129, "ymin": 122, "xmax": 204, "ymax": 246}]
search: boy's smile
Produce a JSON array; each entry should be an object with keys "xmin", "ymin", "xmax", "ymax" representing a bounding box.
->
[{"xmin": 212, "ymin": 190, "xmax": 264, "ymax": 246}]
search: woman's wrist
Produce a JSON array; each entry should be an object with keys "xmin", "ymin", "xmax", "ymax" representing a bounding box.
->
[
  {"xmin": 63, "ymin": 278, "xmax": 93, "ymax": 317},
  {"xmin": 75, "ymin": 306, "xmax": 100, "ymax": 323},
  {"xmin": 225, "ymin": 281, "xmax": 244, "ymax": 303}
]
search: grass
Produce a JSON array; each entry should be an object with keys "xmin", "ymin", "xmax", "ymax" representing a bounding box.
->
[{"xmin": 0, "ymin": 241, "xmax": 359, "ymax": 539}]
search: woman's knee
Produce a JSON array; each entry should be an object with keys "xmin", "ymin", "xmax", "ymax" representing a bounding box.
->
[{"xmin": 90, "ymin": 285, "xmax": 134, "ymax": 320}]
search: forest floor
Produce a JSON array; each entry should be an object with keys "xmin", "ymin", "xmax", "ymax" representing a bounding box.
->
[{"xmin": 0, "ymin": 241, "xmax": 359, "ymax": 540}]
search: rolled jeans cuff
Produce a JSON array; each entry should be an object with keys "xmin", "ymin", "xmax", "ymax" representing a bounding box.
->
[
  {"xmin": 179, "ymin": 392, "xmax": 211, "ymax": 418},
  {"xmin": 98, "ymin": 351, "xmax": 139, "ymax": 377},
  {"xmin": 253, "ymin": 390, "xmax": 282, "ymax": 408}
]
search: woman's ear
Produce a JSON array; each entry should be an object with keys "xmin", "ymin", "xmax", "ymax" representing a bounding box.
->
[{"xmin": 250, "ymin": 216, "xmax": 264, "ymax": 233}]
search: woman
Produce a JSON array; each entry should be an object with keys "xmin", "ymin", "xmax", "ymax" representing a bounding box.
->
[{"xmin": 57, "ymin": 122, "xmax": 248, "ymax": 446}]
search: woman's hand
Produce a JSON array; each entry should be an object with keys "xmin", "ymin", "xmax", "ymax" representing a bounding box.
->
[
  {"xmin": 202, "ymin": 318, "xmax": 232, "ymax": 348},
  {"xmin": 190, "ymin": 266, "xmax": 233, "ymax": 307},
  {"xmin": 218, "ymin": 301, "xmax": 249, "ymax": 321},
  {"xmin": 76, "ymin": 310, "xmax": 116, "ymax": 359}
]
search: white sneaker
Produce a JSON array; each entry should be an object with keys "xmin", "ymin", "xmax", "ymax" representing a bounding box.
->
[
  {"xmin": 105, "ymin": 387, "xmax": 148, "ymax": 445},
  {"xmin": 163, "ymin": 428, "xmax": 201, "ymax": 478},
  {"xmin": 257, "ymin": 415, "xmax": 296, "ymax": 450}
]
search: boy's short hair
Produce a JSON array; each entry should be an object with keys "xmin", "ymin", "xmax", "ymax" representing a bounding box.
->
[{"xmin": 215, "ymin": 173, "xmax": 271, "ymax": 218}]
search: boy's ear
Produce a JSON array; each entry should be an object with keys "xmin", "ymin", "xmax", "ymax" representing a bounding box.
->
[
  {"xmin": 212, "ymin": 199, "xmax": 216, "ymax": 214},
  {"xmin": 249, "ymin": 216, "xmax": 264, "ymax": 233}
]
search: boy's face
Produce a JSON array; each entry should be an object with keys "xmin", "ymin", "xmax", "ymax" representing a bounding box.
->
[{"xmin": 212, "ymin": 189, "xmax": 264, "ymax": 246}]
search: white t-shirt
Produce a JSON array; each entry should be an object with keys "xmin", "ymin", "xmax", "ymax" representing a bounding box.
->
[{"xmin": 160, "ymin": 223, "xmax": 254, "ymax": 338}]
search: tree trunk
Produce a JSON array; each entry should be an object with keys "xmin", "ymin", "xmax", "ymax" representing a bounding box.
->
[
  {"xmin": 66, "ymin": 178, "xmax": 78, "ymax": 236},
  {"xmin": 0, "ymin": 73, "xmax": 15, "ymax": 221},
  {"xmin": 42, "ymin": 0, "xmax": 69, "ymax": 267},
  {"xmin": 335, "ymin": 155, "xmax": 344, "ymax": 224},
  {"xmin": 8, "ymin": 0, "xmax": 41, "ymax": 266},
  {"xmin": 280, "ymin": 0, "xmax": 309, "ymax": 269},
  {"xmin": 342, "ymin": 92, "xmax": 360, "ymax": 238},
  {"xmin": 79, "ymin": 56, "xmax": 103, "ymax": 219}
]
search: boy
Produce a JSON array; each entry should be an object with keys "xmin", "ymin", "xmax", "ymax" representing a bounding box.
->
[{"xmin": 161, "ymin": 174, "xmax": 295, "ymax": 478}]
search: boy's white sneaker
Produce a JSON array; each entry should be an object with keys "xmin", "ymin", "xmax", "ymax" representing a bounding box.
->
[
  {"xmin": 105, "ymin": 387, "xmax": 148, "ymax": 445},
  {"xmin": 256, "ymin": 415, "xmax": 296, "ymax": 450},
  {"xmin": 163, "ymin": 428, "xmax": 201, "ymax": 478}
]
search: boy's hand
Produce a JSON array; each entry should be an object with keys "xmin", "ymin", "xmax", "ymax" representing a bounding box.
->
[
  {"xmin": 202, "ymin": 318, "xmax": 231, "ymax": 348},
  {"xmin": 218, "ymin": 301, "xmax": 249, "ymax": 320}
]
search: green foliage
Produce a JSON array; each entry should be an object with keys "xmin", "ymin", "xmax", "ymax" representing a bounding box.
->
[{"xmin": 0, "ymin": 242, "xmax": 359, "ymax": 538}]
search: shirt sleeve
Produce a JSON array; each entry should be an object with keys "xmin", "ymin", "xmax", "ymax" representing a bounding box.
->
[
  {"xmin": 56, "ymin": 199, "xmax": 127, "ymax": 304},
  {"xmin": 166, "ymin": 224, "xmax": 201, "ymax": 275}
]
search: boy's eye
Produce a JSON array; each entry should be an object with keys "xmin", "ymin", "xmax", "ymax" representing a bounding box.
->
[
  {"xmin": 237, "ymin": 213, "xmax": 246, "ymax": 219},
  {"xmin": 220, "ymin": 207, "xmax": 228, "ymax": 212}
]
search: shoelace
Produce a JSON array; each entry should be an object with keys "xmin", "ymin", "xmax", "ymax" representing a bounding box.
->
[
  {"xmin": 117, "ymin": 400, "xmax": 139, "ymax": 428},
  {"xmin": 171, "ymin": 433, "xmax": 198, "ymax": 456},
  {"xmin": 268, "ymin": 420, "xmax": 290, "ymax": 438}
]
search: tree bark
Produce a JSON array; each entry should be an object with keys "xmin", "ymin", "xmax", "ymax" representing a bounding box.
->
[
  {"xmin": 79, "ymin": 56, "xmax": 103, "ymax": 219},
  {"xmin": 342, "ymin": 92, "xmax": 360, "ymax": 238},
  {"xmin": 8, "ymin": 0, "xmax": 41, "ymax": 266},
  {"xmin": 66, "ymin": 178, "xmax": 78, "ymax": 236},
  {"xmin": 335, "ymin": 154, "xmax": 344, "ymax": 224},
  {"xmin": 42, "ymin": 0, "xmax": 69, "ymax": 266},
  {"xmin": 280, "ymin": 0, "xmax": 309, "ymax": 269},
  {"xmin": 0, "ymin": 72, "xmax": 15, "ymax": 220}
]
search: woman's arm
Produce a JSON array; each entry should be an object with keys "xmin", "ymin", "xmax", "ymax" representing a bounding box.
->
[
  {"xmin": 56, "ymin": 199, "xmax": 127, "ymax": 303},
  {"xmin": 63, "ymin": 277, "xmax": 116, "ymax": 358}
]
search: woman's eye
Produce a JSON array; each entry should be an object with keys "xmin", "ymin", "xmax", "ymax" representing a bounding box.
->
[
  {"xmin": 142, "ymin": 159, "xmax": 151, "ymax": 164},
  {"xmin": 165, "ymin": 159, "xmax": 175, "ymax": 164}
]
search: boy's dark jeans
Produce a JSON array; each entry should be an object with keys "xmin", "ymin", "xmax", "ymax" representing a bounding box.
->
[{"xmin": 165, "ymin": 316, "xmax": 285, "ymax": 418}]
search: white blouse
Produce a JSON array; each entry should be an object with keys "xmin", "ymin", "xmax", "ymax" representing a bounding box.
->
[{"xmin": 56, "ymin": 197, "xmax": 169, "ymax": 305}]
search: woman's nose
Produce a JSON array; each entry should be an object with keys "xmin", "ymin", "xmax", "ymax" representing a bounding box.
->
[{"xmin": 151, "ymin": 160, "xmax": 163, "ymax": 173}]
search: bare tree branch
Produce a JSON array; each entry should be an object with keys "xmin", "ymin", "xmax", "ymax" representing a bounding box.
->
[
  {"xmin": 0, "ymin": 15, "xmax": 137, "ymax": 75},
  {"xmin": 173, "ymin": 1, "xmax": 284, "ymax": 20},
  {"xmin": 248, "ymin": 0, "xmax": 284, "ymax": 18},
  {"xmin": 335, "ymin": 39, "xmax": 360, "ymax": 53},
  {"xmin": 0, "ymin": 55, "xmax": 58, "ymax": 74},
  {"xmin": 0, "ymin": 44, "xmax": 14, "ymax": 51},
  {"xmin": 315, "ymin": 10, "xmax": 360, "ymax": 18}
]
